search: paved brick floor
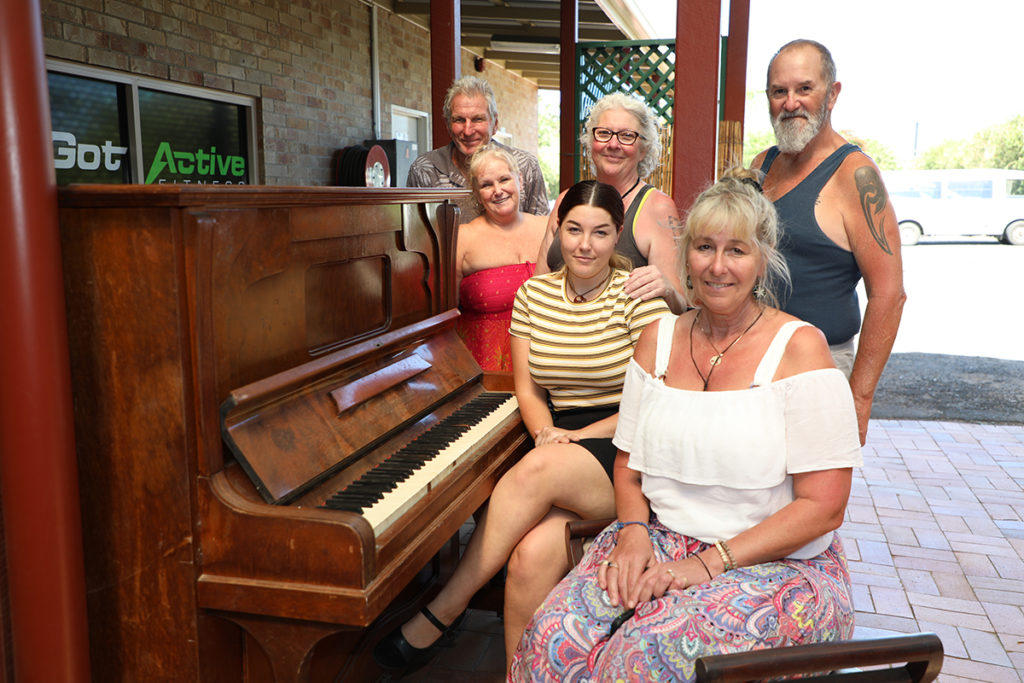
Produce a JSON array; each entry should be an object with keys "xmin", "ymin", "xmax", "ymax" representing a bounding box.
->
[{"xmin": 398, "ymin": 419, "xmax": 1024, "ymax": 682}]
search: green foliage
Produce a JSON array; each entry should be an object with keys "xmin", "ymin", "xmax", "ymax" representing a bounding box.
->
[
  {"xmin": 840, "ymin": 131, "xmax": 901, "ymax": 170},
  {"xmin": 742, "ymin": 129, "xmax": 775, "ymax": 168},
  {"xmin": 741, "ymin": 128, "xmax": 900, "ymax": 170},
  {"xmin": 917, "ymin": 116, "xmax": 1024, "ymax": 170},
  {"xmin": 537, "ymin": 93, "xmax": 561, "ymax": 200}
]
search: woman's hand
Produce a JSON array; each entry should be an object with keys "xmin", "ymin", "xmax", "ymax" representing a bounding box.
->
[
  {"xmin": 623, "ymin": 264, "xmax": 674, "ymax": 302},
  {"xmin": 608, "ymin": 553, "xmax": 716, "ymax": 609},
  {"xmin": 624, "ymin": 560, "xmax": 686, "ymax": 607},
  {"xmin": 598, "ymin": 525, "xmax": 653, "ymax": 608},
  {"xmin": 532, "ymin": 426, "xmax": 581, "ymax": 446}
]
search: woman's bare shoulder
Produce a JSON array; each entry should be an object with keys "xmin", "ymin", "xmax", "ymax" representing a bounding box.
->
[
  {"xmin": 637, "ymin": 188, "xmax": 681, "ymax": 227},
  {"xmin": 631, "ymin": 318, "xmax": 661, "ymax": 371},
  {"xmin": 777, "ymin": 315, "xmax": 835, "ymax": 376}
]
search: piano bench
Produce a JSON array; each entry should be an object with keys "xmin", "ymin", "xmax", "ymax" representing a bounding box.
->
[{"xmin": 563, "ymin": 520, "xmax": 944, "ymax": 683}]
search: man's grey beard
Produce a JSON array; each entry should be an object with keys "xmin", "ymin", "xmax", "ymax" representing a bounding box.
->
[{"xmin": 771, "ymin": 99, "xmax": 828, "ymax": 153}]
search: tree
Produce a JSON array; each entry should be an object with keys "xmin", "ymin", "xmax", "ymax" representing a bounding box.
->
[
  {"xmin": 917, "ymin": 115, "xmax": 1024, "ymax": 170},
  {"xmin": 536, "ymin": 92, "xmax": 561, "ymax": 200},
  {"xmin": 741, "ymin": 129, "xmax": 900, "ymax": 170},
  {"xmin": 841, "ymin": 132, "xmax": 900, "ymax": 170},
  {"xmin": 742, "ymin": 129, "xmax": 775, "ymax": 168}
]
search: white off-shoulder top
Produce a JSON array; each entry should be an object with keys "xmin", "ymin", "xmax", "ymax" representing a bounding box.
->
[{"xmin": 612, "ymin": 316, "xmax": 863, "ymax": 559}]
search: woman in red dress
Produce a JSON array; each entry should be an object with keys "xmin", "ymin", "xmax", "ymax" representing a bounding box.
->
[{"xmin": 456, "ymin": 145, "xmax": 547, "ymax": 371}]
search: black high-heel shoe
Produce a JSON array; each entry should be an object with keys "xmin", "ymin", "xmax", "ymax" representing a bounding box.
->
[{"xmin": 373, "ymin": 606, "xmax": 465, "ymax": 671}]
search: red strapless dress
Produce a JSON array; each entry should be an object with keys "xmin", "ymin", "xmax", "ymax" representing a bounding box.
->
[{"xmin": 457, "ymin": 262, "xmax": 536, "ymax": 372}]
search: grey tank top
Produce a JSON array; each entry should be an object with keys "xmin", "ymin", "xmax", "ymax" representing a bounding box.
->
[{"xmin": 759, "ymin": 145, "xmax": 863, "ymax": 344}]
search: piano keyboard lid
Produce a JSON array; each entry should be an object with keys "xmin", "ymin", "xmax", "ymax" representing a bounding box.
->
[{"xmin": 220, "ymin": 310, "xmax": 483, "ymax": 505}]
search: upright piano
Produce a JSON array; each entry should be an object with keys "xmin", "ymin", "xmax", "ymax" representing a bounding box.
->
[{"xmin": 58, "ymin": 185, "xmax": 530, "ymax": 681}]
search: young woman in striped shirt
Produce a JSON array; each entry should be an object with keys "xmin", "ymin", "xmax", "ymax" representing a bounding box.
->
[{"xmin": 374, "ymin": 181, "xmax": 670, "ymax": 674}]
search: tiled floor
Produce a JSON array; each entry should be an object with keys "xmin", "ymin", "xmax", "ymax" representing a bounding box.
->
[{"xmin": 397, "ymin": 419, "xmax": 1024, "ymax": 682}]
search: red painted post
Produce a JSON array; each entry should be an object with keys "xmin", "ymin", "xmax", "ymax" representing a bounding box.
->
[
  {"xmin": 430, "ymin": 0, "xmax": 461, "ymax": 149},
  {"xmin": 0, "ymin": 0, "xmax": 92, "ymax": 680},
  {"xmin": 722, "ymin": 0, "xmax": 751, "ymax": 129},
  {"xmin": 672, "ymin": 0, "xmax": 721, "ymax": 209},
  {"xmin": 559, "ymin": 0, "xmax": 579, "ymax": 191}
]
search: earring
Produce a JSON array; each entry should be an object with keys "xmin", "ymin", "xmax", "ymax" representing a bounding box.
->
[
  {"xmin": 754, "ymin": 282, "xmax": 766, "ymax": 300},
  {"xmin": 686, "ymin": 275, "xmax": 693, "ymax": 290}
]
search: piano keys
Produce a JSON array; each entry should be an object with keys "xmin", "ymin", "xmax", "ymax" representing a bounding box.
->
[
  {"xmin": 321, "ymin": 391, "xmax": 518, "ymax": 531},
  {"xmin": 57, "ymin": 185, "xmax": 530, "ymax": 682}
]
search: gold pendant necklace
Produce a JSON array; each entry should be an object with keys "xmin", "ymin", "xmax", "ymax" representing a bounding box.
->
[{"xmin": 689, "ymin": 308, "xmax": 764, "ymax": 390}]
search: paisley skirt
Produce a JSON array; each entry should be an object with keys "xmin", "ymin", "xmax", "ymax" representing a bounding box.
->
[{"xmin": 510, "ymin": 518, "xmax": 855, "ymax": 682}]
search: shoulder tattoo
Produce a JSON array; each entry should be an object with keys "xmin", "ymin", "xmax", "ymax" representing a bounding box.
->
[{"xmin": 854, "ymin": 166, "xmax": 894, "ymax": 255}]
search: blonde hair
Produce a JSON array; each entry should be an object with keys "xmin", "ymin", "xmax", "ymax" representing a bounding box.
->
[
  {"xmin": 468, "ymin": 144, "xmax": 521, "ymax": 198},
  {"xmin": 678, "ymin": 167, "xmax": 790, "ymax": 308}
]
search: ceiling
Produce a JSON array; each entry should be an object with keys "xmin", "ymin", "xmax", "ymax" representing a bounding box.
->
[{"xmin": 391, "ymin": 0, "xmax": 640, "ymax": 89}]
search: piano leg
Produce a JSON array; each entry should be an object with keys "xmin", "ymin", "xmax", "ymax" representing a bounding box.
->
[{"xmin": 206, "ymin": 612, "xmax": 346, "ymax": 682}]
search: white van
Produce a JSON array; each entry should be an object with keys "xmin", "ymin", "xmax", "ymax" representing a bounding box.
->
[{"xmin": 885, "ymin": 169, "xmax": 1024, "ymax": 245}]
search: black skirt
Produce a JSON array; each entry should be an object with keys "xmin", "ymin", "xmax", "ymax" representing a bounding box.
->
[{"xmin": 551, "ymin": 405, "xmax": 618, "ymax": 480}]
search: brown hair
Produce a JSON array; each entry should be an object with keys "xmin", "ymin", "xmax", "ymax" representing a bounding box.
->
[{"xmin": 558, "ymin": 180, "xmax": 633, "ymax": 272}]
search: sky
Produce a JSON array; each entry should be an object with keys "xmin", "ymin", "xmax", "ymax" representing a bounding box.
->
[{"xmin": 631, "ymin": 0, "xmax": 1024, "ymax": 164}]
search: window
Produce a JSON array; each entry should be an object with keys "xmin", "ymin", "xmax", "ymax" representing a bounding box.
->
[
  {"xmin": 48, "ymin": 60, "xmax": 258, "ymax": 186},
  {"xmin": 49, "ymin": 71, "xmax": 131, "ymax": 184},
  {"xmin": 1007, "ymin": 179, "xmax": 1024, "ymax": 197},
  {"xmin": 391, "ymin": 105, "xmax": 428, "ymax": 156},
  {"xmin": 492, "ymin": 130, "xmax": 514, "ymax": 147},
  {"xmin": 946, "ymin": 180, "xmax": 992, "ymax": 199},
  {"xmin": 889, "ymin": 181, "xmax": 940, "ymax": 199}
]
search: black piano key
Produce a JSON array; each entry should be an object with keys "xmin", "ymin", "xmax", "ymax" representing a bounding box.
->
[{"xmin": 324, "ymin": 501, "xmax": 366, "ymax": 513}]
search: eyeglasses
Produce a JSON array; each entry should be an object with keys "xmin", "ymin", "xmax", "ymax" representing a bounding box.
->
[{"xmin": 592, "ymin": 127, "xmax": 644, "ymax": 146}]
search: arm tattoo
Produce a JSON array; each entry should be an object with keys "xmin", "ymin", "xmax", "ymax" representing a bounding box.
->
[
  {"xmin": 854, "ymin": 166, "xmax": 894, "ymax": 255},
  {"xmin": 660, "ymin": 215, "xmax": 683, "ymax": 236}
]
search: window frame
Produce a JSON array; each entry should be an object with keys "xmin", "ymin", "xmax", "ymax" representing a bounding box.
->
[{"xmin": 47, "ymin": 58, "xmax": 261, "ymax": 184}]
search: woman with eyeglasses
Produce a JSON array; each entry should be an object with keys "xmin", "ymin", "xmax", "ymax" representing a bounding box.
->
[{"xmin": 536, "ymin": 92, "xmax": 687, "ymax": 313}]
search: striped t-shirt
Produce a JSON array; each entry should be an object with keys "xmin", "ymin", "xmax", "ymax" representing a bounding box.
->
[{"xmin": 510, "ymin": 269, "xmax": 670, "ymax": 411}]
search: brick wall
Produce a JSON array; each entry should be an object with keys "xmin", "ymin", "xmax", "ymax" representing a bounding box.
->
[
  {"xmin": 459, "ymin": 52, "xmax": 540, "ymax": 157},
  {"xmin": 40, "ymin": 0, "xmax": 539, "ymax": 186}
]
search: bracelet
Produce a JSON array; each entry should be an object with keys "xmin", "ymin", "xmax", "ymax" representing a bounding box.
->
[
  {"xmin": 714, "ymin": 540, "xmax": 737, "ymax": 572},
  {"xmin": 618, "ymin": 521, "xmax": 649, "ymax": 531},
  {"xmin": 691, "ymin": 552, "xmax": 713, "ymax": 581}
]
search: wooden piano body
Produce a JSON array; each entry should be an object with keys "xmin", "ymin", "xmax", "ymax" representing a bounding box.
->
[{"xmin": 58, "ymin": 185, "xmax": 530, "ymax": 681}]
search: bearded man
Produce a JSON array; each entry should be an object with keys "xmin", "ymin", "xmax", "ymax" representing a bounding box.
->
[{"xmin": 752, "ymin": 39, "xmax": 905, "ymax": 445}]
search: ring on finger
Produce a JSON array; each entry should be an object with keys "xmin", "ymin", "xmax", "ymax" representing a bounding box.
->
[
  {"xmin": 664, "ymin": 567, "xmax": 675, "ymax": 578},
  {"xmin": 607, "ymin": 561, "xmax": 618, "ymax": 569},
  {"xmin": 600, "ymin": 559, "xmax": 610, "ymax": 567}
]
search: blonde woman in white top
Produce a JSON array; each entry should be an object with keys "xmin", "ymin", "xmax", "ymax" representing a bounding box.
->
[{"xmin": 511, "ymin": 169, "xmax": 862, "ymax": 682}]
